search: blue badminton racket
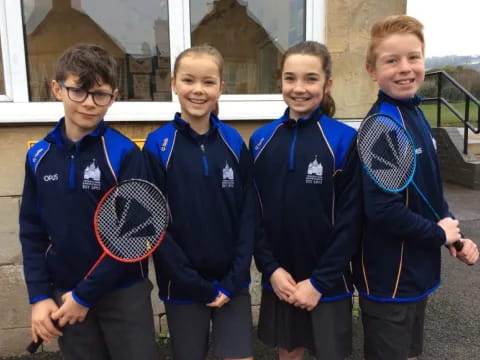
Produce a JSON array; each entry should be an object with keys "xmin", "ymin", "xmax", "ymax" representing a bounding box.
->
[{"xmin": 357, "ymin": 113, "xmax": 463, "ymax": 251}]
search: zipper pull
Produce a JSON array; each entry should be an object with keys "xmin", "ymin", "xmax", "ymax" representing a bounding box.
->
[{"xmin": 200, "ymin": 143, "xmax": 209, "ymax": 176}]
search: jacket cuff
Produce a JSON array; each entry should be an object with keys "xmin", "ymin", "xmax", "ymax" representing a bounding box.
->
[
  {"xmin": 213, "ymin": 281, "xmax": 232, "ymax": 298},
  {"xmin": 27, "ymin": 283, "xmax": 53, "ymax": 304},
  {"xmin": 30, "ymin": 295, "xmax": 52, "ymax": 305},
  {"xmin": 309, "ymin": 278, "xmax": 324, "ymax": 295},
  {"xmin": 71, "ymin": 290, "xmax": 93, "ymax": 308},
  {"xmin": 207, "ymin": 288, "xmax": 220, "ymax": 303},
  {"xmin": 436, "ymin": 224, "xmax": 448, "ymax": 246},
  {"xmin": 264, "ymin": 264, "xmax": 280, "ymax": 280}
]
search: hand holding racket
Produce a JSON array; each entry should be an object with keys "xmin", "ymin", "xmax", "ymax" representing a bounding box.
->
[
  {"xmin": 357, "ymin": 113, "xmax": 464, "ymax": 252},
  {"xmin": 27, "ymin": 179, "xmax": 169, "ymax": 354}
]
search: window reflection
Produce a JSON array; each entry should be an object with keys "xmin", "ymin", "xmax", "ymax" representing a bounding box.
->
[
  {"xmin": 0, "ymin": 35, "xmax": 4, "ymax": 94},
  {"xmin": 191, "ymin": 0, "xmax": 305, "ymax": 94},
  {"xmin": 22, "ymin": 0, "xmax": 171, "ymax": 101}
]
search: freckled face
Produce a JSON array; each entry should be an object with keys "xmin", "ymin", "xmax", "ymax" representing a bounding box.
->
[{"xmin": 367, "ymin": 33, "xmax": 425, "ymax": 100}]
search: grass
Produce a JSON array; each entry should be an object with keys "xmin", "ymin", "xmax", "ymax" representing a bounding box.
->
[{"xmin": 420, "ymin": 102, "xmax": 479, "ymax": 128}]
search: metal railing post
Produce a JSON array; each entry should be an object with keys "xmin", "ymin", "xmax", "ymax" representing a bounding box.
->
[
  {"xmin": 436, "ymin": 72, "xmax": 442, "ymax": 127},
  {"xmin": 464, "ymin": 97, "xmax": 470, "ymax": 154}
]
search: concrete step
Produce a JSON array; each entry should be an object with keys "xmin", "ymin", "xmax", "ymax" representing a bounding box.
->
[
  {"xmin": 455, "ymin": 128, "xmax": 480, "ymax": 155},
  {"xmin": 470, "ymin": 142, "xmax": 480, "ymax": 155}
]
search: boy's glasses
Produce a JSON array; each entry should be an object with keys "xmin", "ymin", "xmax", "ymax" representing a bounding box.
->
[{"xmin": 58, "ymin": 81, "xmax": 114, "ymax": 106}]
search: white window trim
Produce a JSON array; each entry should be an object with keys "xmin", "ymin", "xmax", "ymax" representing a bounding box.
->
[
  {"xmin": 0, "ymin": 1, "xmax": 14, "ymax": 100},
  {"xmin": 0, "ymin": 1, "xmax": 9, "ymax": 100},
  {"xmin": 0, "ymin": 0, "xmax": 326, "ymax": 123}
]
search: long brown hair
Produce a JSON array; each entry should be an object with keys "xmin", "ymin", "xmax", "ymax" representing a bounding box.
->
[
  {"xmin": 280, "ymin": 41, "xmax": 335, "ymax": 117},
  {"xmin": 173, "ymin": 45, "xmax": 224, "ymax": 115}
]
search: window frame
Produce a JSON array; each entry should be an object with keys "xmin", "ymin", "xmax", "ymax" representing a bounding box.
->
[{"xmin": 0, "ymin": 0, "xmax": 325, "ymax": 123}]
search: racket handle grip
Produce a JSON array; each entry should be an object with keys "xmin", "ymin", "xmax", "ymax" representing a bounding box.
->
[
  {"xmin": 453, "ymin": 238, "xmax": 475, "ymax": 266},
  {"xmin": 452, "ymin": 240, "xmax": 464, "ymax": 252},
  {"xmin": 26, "ymin": 338, "xmax": 43, "ymax": 354}
]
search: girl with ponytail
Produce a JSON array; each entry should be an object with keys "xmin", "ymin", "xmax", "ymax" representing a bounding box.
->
[{"xmin": 250, "ymin": 41, "xmax": 362, "ymax": 360}]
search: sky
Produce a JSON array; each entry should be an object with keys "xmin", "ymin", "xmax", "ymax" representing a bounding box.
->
[{"xmin": 407, "ymin": 0, "xmax": 480, "ymax": 57}]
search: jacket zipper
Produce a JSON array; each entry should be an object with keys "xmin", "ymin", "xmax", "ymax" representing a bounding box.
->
[
  {"xmin": 289, "ymin": 126, "xmax": 298, "ymax": 170},
  {"xmin": 68, "ymin": 143, "xmax": 81, "ymax": 189},
  {"xmin": 200, "ymin": 143, "xmax": 209, "ymax": 176},
  {"xmin": 68, "ymin": 153, "xmax": 76, "ymax": 189}
]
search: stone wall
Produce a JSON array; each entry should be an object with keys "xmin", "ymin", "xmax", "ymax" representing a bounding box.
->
[
  {"xmin": 0, "ymin": 125, "xmax": 57, "ymax": 355},
  {"xmin": 327, "ymin": 0, "xmax": 406, "ymax": 118}
]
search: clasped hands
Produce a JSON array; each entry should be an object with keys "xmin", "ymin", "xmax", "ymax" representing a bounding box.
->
[
  {"xmin": 270, "ymin": 268, "xmax": 321, "ymax": 311},
  {"xmin": 31, "ymin": 291, "xmax": 89, "ymax": 343}
]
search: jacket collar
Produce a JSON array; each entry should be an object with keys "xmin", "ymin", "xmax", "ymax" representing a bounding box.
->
[
  {"xmin": 378, "ymin": 90, "xmax": 422, "ymax": 108},
  {"xmin": 46, "ymin": 117, "xmax": 106, "ymax": 149},
  {"xmin": 173, "ymin": 112, "xmax": 220, "ymax": 140},
  {"xmin": 281, "ymin": 106, "xmax": 323, "ymax": 127}
]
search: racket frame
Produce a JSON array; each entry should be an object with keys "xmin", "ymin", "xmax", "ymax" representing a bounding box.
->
[
  {"xmin": 358, "ymin": 113, "xmax": 417, "ymax": 193},
  {"xmin": 358, "ymin": 113, "xmax": 464, "ymax": 252}
]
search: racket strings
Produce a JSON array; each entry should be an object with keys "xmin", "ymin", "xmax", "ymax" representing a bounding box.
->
[
  {"xmin": 358, "ymin": 115, "xmax": 416, "ymax": 191},
  {"xmin": 97, "ymin": 181, "xmax": 168, "ymax": 260}
]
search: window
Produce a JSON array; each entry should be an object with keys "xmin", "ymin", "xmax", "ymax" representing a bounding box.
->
[
  {"xmin": 0, "ymin": 0, "xmax": 11, "ymax": 100},
  {"xmin": 0, "ymin": 0, "xmax": 325, "ymax": 122},
  {"xmin": 23, "ymin": 0, "xmax": 171, "ymax": 101},
  {"xmin": 190, "ymin": 0, "xmax": 305, "ymax": 94},
  {"xmin": 0, "ymin": 37, "xmax": 4, "ymax": 95}
]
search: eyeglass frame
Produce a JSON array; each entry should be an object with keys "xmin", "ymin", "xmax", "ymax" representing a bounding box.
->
[{"xmin": 57, "ymin": 81, "xmax": 115, "ymax": 106}]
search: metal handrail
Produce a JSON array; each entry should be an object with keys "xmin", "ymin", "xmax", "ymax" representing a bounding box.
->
[{"xmin": 422, "ymin": 71, "xmax": 480, "ymax": 154}]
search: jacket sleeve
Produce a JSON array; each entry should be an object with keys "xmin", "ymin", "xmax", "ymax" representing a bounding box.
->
[
  {"xmin": 143, "ymin": 136, "xmax": 218, "ymax": 303},
  {"xmin": 249, "ymin": 138, "xmax": 281, "ymax": 280},
  {"xmin": 73, "ymin": 146, "xmax": 149, "ymax": 306},
  {"xmin": 362, "ymin": 156, "xmax": 446, "ymax": 249},
  {"xmin": 218, "ymin": 144, "xmax": 255, "ymax": 297},
  {"xmin": 19, "ymin": 158, "xmax": 53, "ymax": 304},
  {"xmin": 310, "ymin": 140, "xmax": 362, "ymax": 294}
]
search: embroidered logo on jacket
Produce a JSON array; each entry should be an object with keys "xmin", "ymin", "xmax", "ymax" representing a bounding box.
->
[
  {"xmin": 32, "ymin": 148, "xmax": 46, "ymax": 165},
  {"xmin": 254, "ymin": 137, "xmax": 265, "ymax": 151},
  {"xmin": 161, "ymin": 137, "xmax": 168, "ymax": 151},
  {"xmin": 43, "ymin": 174, "xmax": 59, "ymax": 182},
  {"xmin": 306, "ymin": 156, "xmax": 323, "ymax": 184},
  {"xmin": 82, "ymin": 159, "xmax": 101, "ymax": 190},
  {"xmin": 222, "ymin": 161, "xmax": 234, "ymax": 188}
]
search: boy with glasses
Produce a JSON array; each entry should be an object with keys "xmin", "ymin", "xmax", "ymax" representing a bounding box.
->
[{"xmin": 19, "ymin": 43, "xmax": 158, "ymax": 359}]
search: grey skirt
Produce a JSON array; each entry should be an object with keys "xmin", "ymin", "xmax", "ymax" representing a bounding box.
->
[{"xmin": 257, "ymin": 288, "xmax": 353, "ymax": 359}]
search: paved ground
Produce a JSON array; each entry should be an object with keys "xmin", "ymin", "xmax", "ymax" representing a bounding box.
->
[
  {"xmin": 419, "ymin": 182, "xmax": 480, "ymax": 359},
  {"xmin": 3, "ymin": 182, "xmax": 479, "ymax": 359}
]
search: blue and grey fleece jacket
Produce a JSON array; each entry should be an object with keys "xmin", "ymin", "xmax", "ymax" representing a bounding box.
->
[
  {"xmin": 19, "ymin": 118, "xmax": 148, "ymax": 307},
  {"xmin": 143, "ymin": 113, "xmax": 254, "ymax": 304},
  {"xmin": 250, "ymin": 107, "xmax": 362, "ymax": 301},
  {"xmin": 353, "ymin": 91, "xmax": 449, "ymax": 302}
]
